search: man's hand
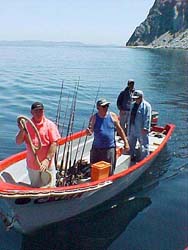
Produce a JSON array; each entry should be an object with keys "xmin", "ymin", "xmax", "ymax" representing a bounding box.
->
[
  {"xmin": 124, "ymin": 141, "xmax": 130, "ymax": 153},
  {"xmin": 86, "ymin": 127, "xmax": 93, "ymax": 136},
  {"xmin": 40, "ymin": 159, "xmax": 50, "ymax": 172},
  {"xmin": 141, "ymin": 128, "xmax": 148, "ymax": 135},
  {"xmin": 120, "ymin": 110, "xmax": 126, "ymax": 115}
]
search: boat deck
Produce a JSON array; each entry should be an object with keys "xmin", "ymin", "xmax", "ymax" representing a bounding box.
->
[{"xmin": 0, "ymin": 130, "xmax": 166, "ymax": 186}]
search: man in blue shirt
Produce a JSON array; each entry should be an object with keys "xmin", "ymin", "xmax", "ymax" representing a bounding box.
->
[{"xmin": 87, "ymin": 98, "xmax": 129, "ymax": 175}]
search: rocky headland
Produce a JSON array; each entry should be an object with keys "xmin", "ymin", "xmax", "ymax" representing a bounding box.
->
[{"xmin": 126, "ymin": 0, "xmax": 188, "ymax": 49}]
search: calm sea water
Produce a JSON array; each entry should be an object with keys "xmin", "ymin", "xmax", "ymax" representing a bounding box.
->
[{"xmin": 0, "ymin": 44, "xmax": 188, "ymax": 250}]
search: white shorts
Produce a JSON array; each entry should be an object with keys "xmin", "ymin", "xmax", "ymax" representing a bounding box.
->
[{"xmin": 27, "ymin": 164, "xmax": 56, "ymax": 188}]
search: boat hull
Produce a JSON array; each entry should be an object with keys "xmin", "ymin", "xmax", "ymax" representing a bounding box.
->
[
  {"xmin": 0, "ymin": 124, "xmax": 175, "ymax": 234},
  {"xmin": 0, "ymin": 160, "xmax": 153, "ymax": 233}
]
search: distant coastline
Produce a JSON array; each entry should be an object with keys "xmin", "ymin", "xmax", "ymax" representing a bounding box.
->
[{"xmin": 0, "ymin": 40, "xmax": 120, "ymax": 48}]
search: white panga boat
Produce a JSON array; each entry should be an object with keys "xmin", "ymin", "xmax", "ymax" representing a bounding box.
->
[{"xmin": 0, "ymin": 118, "xmax": 175, "ymax": 234}]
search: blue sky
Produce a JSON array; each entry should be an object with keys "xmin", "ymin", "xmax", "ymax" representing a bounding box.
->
[{"xmin": 0, "ymin": 0, "xmax": 155, "ymax": 45}]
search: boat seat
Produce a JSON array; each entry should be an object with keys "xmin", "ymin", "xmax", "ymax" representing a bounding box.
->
[
  {"xmin": 0, "ymin": 171, "xmax": 31, "ymax": 186},
  {"xmin": 1, "ymin": 171, "xmax": 16, "ymax": 184},
  {"xmin": 114, "ymin": 154, "xmax": 131, "ymax": 174}
]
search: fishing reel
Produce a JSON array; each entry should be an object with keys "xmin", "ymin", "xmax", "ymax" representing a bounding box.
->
[
  {"xmin": 75, "ymin": 159, "xmax": 91, "ymax": 178},
  {"xmin": 56, "ymin": 171, "xmax": 65, "ymax": 187},
  {"xmin": 56, "ymin": 159, "xmax": 91, "ymax": 186}
]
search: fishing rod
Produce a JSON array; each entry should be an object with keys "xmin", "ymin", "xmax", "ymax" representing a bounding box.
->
[
  {"xmin": 58, "ymin": 95, "xmax": 74, "ymax": 179},
  {"xmin": 55, "ymin": 93, "xmax": 71, "ymax": 168},
  {"xmin": 62, "ymin": 93, "xmax": 78, "ymax": 186},
  {"xmin": 57, "ymin": 79, "xmax": 80, "ymax": 185},
  {"xmin": 60, "ymin": 94, "xmax": 70, "ymax": 137},
  {"xmin": 73, "ymin": 121, "xmax": 85, "ymax": 167},
  {"xmin": 64, "ymin": 79, "xmax": 80, "ymax": 179},
  {"xmin": 79, "ymin": 84, "xmax": 101, "ymax": 163},
  {"xmin": 54, "ymin": 80, "xmax": 64, "ymax": 168},
  {"xmin": 55, "ymin": 80, "xmax": 64, "ymax": 130},
  {"xmin": 67, "ymin": 121, "xmax": 86, "ymax": 185}
]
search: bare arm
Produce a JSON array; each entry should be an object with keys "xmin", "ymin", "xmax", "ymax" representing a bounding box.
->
[
  {"xmin": 40, "ymin": 142, "xmax": 58, "ymax": 171},
  {"xmin": 110, "ymin": 112, "xmax": 130, "ymax": 152},
  {"xmin": 86, "ymin": 114, "xmax": 96, "ymax": 136},
  {"xmin": 16, "ymin": 123, "xmax": 26, "ymax": 144},
  {"xmin": 46, "ymin": 142, "xmax": 57, "ymax": 160}
]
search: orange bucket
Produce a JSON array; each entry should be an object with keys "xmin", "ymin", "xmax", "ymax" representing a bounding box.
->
[{"xmin": 91, "ymin": 161, "xmax": 111, "ymax": 181}]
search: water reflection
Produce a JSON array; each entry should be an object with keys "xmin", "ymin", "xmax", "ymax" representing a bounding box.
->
[
  {"xmin": 126, "ymin": 146, "xmax": 172, "ymax": 194},
  {"xmin": 0, "ymin": 143, "xmax": 174, "ymax": 250},
  {"xmin": 21, "ymin": 196, "xmax": 151, "ymax": 250},
  {"xmin": 20, "ymin": 149, "xmax": 173, "ymax": 250}
]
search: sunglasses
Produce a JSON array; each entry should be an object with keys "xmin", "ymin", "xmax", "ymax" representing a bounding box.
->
[{"xmin": 101, "ymin": 104, "xmax": 109, "ymax": 108}]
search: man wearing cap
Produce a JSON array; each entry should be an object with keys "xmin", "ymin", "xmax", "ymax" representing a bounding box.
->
[
  {"xmin": 87, "ymin": 98, "xmax": 130, "ymax": 175},
  {"xmin": 128, "ymin": 90, "xmax": 152, "ymax": 161},
  {"xmin": 117, "ymin": 79, "xmax": 135, "ymax": 134},
  {"xmin": 16, "ymin": 102, "xmax": 61, "ymax": 187}
]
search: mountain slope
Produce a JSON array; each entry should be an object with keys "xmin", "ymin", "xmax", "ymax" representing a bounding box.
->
[{"xmin": 126, "ymin": 0, "xmax": 188, "ymax": 49}]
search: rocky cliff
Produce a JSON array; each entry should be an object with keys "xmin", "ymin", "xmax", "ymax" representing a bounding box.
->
[{"xmin": 126, "ymin": 0, "xmax": 188, "ymax": 49}]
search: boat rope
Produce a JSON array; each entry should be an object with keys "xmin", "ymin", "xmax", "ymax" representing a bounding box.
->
[
  {"xmin": 17, "ymin": 115, "xmax": 52, "ymax": 188},
  {"xmin": 17, "ymin": 115, "xmax": 42, "ymax": 152}
]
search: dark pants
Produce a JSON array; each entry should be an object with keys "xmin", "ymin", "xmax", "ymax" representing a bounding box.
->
[{"xmin": 90, "ymin": 147, "xmax": 116, "ymax": 175}]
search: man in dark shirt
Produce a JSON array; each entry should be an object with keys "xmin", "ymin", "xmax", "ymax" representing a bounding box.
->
[{"xmin": 117, "ymin": 79, "xmax": 135, "ymax": 134}]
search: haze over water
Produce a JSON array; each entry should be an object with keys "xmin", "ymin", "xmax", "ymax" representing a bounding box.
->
[{"xmin": 0, "ymin": 43, "xmax": 187, "ymax": 250}]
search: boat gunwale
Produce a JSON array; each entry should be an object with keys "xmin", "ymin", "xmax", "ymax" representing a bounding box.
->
[{"xmin": 0, "ymin": 124, "xmax": 175, "ymax": 196}]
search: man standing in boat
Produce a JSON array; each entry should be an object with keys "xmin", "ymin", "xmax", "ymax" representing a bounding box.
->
[
  {"xmin": 128, "ymin": 90, "xmax": 152, "ymax": 161},
  {"xmin": 87, "ymin": 98, "xmax": 130, "ymax": 175},
  {"xmin": 16, "ymin": 102, "xmax": 61, "ymax": 187},
  {"xmin": 117, "ymin": 79, "xmax": 135, "ymax": 134}
]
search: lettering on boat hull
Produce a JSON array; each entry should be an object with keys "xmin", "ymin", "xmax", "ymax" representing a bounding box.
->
[{"xmin": 34, "ymin": 192, "xmax": 84, "ymax": 204}]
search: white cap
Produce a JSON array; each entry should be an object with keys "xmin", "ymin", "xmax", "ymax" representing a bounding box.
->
[{"xmin": 132, "ymin": 90, "xmax": 144, "ymax": 99}]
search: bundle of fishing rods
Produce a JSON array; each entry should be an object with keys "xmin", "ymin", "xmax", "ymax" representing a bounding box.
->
[{"xmin": 54, "ymin": 79, "xmax": 100, "ymax": 187}]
